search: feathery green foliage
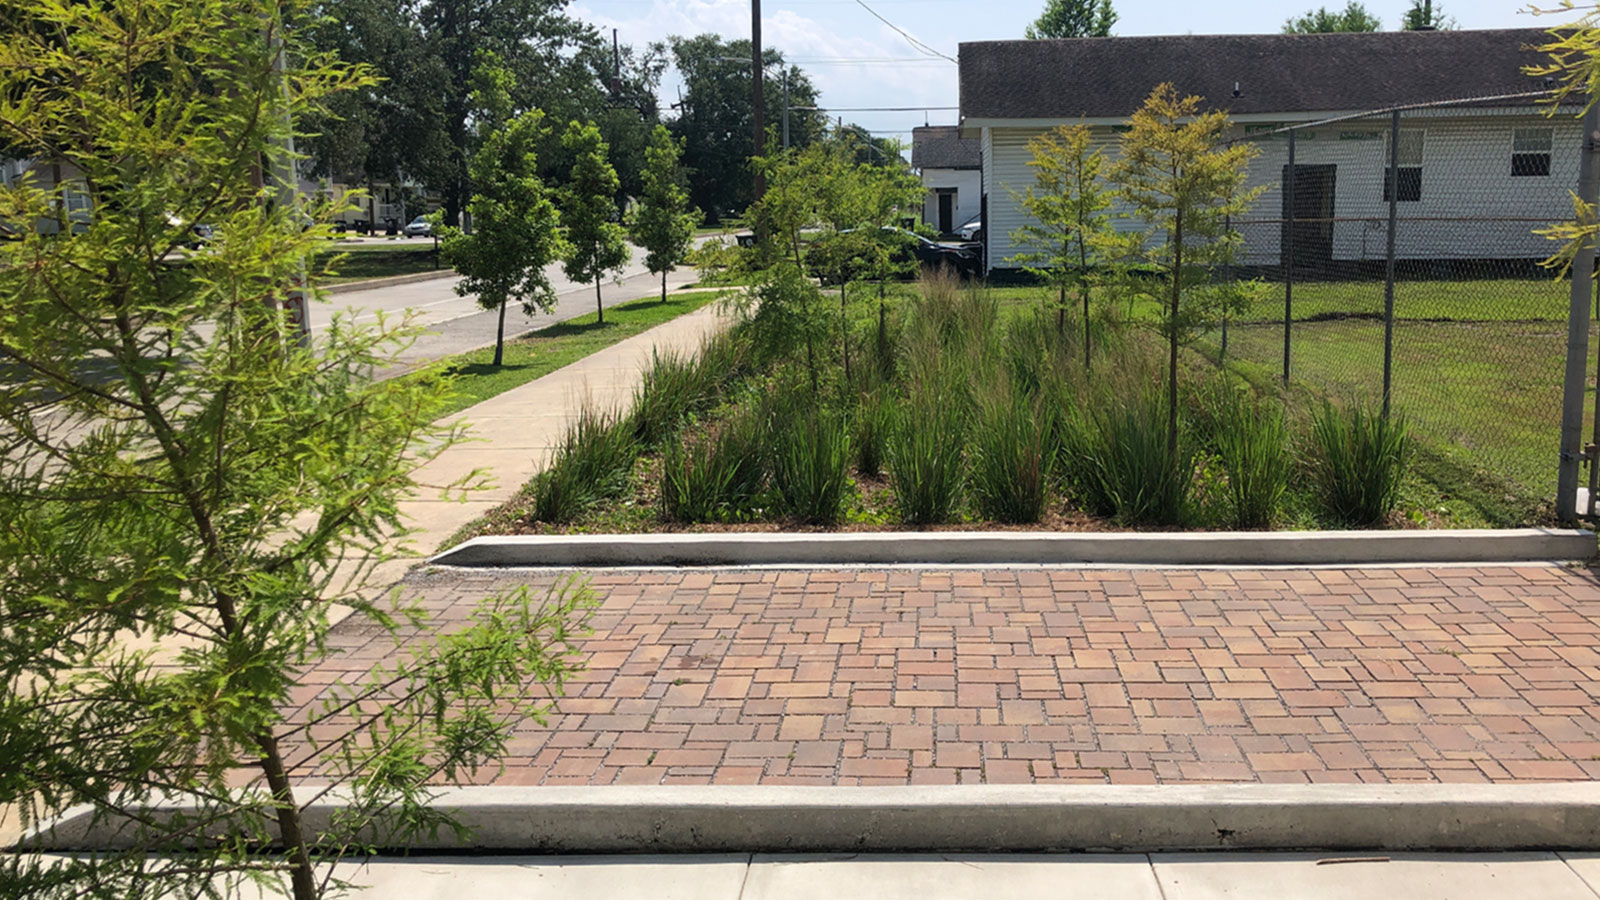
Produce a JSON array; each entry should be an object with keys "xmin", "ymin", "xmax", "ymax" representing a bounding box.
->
[
  {"xmin": 1282, "ymin": 2, "xmax": 1382, "ymax": 32},
  {"xmin": 1025, "ymin": 0, "xmax": 1117, "ymax": 38},
  {"xmin": 0, "ymin": 4, "xmax": 591, "ymax": 898}
]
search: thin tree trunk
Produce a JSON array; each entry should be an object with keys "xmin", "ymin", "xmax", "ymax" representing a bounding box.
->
[
  {"xmin": 661, "ymin": 269, "xmax": 668, "ymax": 304},
  {"xmin": 1168, "ymin": 211, "xmax": 1183, "ymax": 458},
  {"xmin": 1057, "ymin": 282, "xmax": 1066, "ymax": 333},
  {"xmin": 493, "ymin": 297, "xmax": 507, "ymax": 367},
  {"xmin": 257, "ymin": 731, "xmax": 318, "ymax": 900},
  {"xmin": 1078, "ymin": 235, "xmax": 1091, "ymax": 369},
  {"xmin": 877, "ymin": 280, "xmax": 888, "ymax": 379},
  {"xmin": 595, "ymin": 277, "xmax": 604, "ymax": 325}
]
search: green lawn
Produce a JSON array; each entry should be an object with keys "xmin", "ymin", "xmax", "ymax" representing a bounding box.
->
[
  {"xmin": 425, "ymin": 291, "xmax": 725, "ymax": 420},
  {"xmin": 312, "ymin": 242, "xmax": 443, "ymax": 284}
]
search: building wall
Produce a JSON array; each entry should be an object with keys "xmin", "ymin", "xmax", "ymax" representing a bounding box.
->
[
  {"xmin": 982, "ymin": 111, "xmax": 1583, "ymax": 272},
  {"xmin": 920, "ymin": 168, "xmax": 982, "ymax": 231}
]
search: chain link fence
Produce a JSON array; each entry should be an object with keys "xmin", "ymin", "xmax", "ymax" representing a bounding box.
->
[{"xmin": 1199, "ymin": 94, "xmax": 1584, "ymax": 519}]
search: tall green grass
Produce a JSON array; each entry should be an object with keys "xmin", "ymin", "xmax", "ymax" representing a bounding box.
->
[
  {"xmin": 1070, "ymin": 387, "xmax": 1193, "ymax": 526},
  {"xmin": 530, "ymin": 407, "xmax": 637, "ymax": 523},
  {"xmin": 1204, "ymin": 382, "xmax": 1292, "ymax": 529},
  {"xmin": 852, "ymin": 389, "xmax": 895, "ymax": 478},
  {"xmin": 659, "ymin": 406, "xmax": 767, "ymax": 523},
  {"xmin": 770, "ymin": 407, "xmax": 853, "ymax": 525},
  {"xmin": 887, "ymin": 379, "xmax": 967, "ymax": 525},
  {"xmin": 1305, "ymin": 399, "xmax": 1411, "ymax": 527},
  {"xmin": 971, "ymin": 383, "xmax": 1056, "ymax": 523}
]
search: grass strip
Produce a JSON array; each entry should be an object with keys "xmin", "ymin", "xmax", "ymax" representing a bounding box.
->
[{"xmin": 426, "ymin": 291, "xmax": 723, "ymax": 421}]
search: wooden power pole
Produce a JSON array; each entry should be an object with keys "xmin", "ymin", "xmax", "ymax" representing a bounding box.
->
[{"xmin": 752, "ymin": 0, "xmax": 766, "ymax": 200}]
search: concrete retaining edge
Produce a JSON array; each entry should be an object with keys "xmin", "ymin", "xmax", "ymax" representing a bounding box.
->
[
  {"xmin": 429, "ymin": 528, "xmax": 1597, "ymax": 568},
  {"xmin": 324, "ymin": 268, "xmax": 455, "ymax": 295},
  {"xmin": 28, "ymin": 784, "xmax": 1600, "ymax": 853}
]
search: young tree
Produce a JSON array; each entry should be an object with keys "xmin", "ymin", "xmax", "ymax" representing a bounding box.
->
[
  {"xmin": 437, "ymin": 109, "xmax": 565, "ymax": 367},
  {"xmin": 0, "ymin": 2, "xmax": 591, "ymax": 899},
  {"xmin": 1007, "ymin": 123, "xmax": 1115, "ymax": 366},
  {"xmin": 1401, "ymin": 0, "xmax": 1456, "ymax": 30},
  {"xmin": 560, "ymin": 120, "xmax": 631, "ymax": 324},
  {"xmin": 1283, "ymin": 2, "xmax": 1382, "ymax": 32},
  {"xmin": 1105, "ymin": 84, "xmax": 1264, "ymax": 454},
  {"xmin": 627, "ymin": 124, "xmax": 701, "ymax": 304},
  {"xmin": 1026, "ymin": 0, "xmax": 1117, "ymax": 39}
]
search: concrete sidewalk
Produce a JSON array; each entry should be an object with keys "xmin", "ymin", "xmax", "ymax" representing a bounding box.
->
[
  {"xmin": 65, "ymin": 852, "xmax": 1600, "ymax": 899},
  {"xmin": 358, "ymin": 302, "xmax": 733, "ymax": 590}
]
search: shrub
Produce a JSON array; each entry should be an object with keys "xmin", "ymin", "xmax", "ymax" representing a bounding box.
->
[
  {"xmin": 659, "ymin": 407, "xmax": 766, "ymax": 523},
  {"xmin": 887, "ymin": 378, "xmax": 967, "ymax": 525},
  {"xmin": 853, "ymin": 389, "xmax": 895, "ymax": 477},
  {"xmin": 1076, "ymin": 388, "xmax": 1193, "ymax": 526},
  {"xmin": 1305, "ymin": 399, "xmax": 1410, "ymax": 527},
  {"xmin": 531, "ymin": 407, "xmax": 637, "ymax": 522},
  {"xmin": 630, "ymin": 347, "xmax": 715, "ymax": 446},
  {"xmin": 1206, "ymin": 383, "xmax": 1291, "ymax": 529},
  {"xmin": 771, "ymin": 407, "xmax": 853, "ymax": 525},
  {"xmin": 971, "ymin": 385, "xmax": 1057, "ymax": 523}
]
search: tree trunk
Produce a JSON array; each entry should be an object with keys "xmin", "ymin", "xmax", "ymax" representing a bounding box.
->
[
  {"xmin": 1168, "ymin": 211, "xmax": 1183, "ymax": 458},
  {"xmin": 493, "ymin": 297, "xmax": 507, "ymax": 367},
  {"xmin": 595, "ymin": 276, "xmax": 604, "ymax": 325},
  {"xmin": 258, "ymin": 731, "xmax": 318, "ymax": 900},
  {"xmin": 877, "ymin": 280, "xmax": 888, "ymax": 379},
  {"xmin": 1079, "ymin": 236, "xmax": 1091, "ymax": 370},
  {"xmin": 661, "ymin": 269, "xmax": 668, "ymax": 304},
  {"xmin": 1057, "ymin": 282, "xmax": 1066, "ymax": 333}
]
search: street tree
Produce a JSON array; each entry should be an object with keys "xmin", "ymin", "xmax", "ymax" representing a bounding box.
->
[
  {"xmin": 1282, "ymin": 2, "xmax": 1382, "ymax": 33},
  {"xmin": 560, "ymin": 120, "xmax": 631, "ymax": 324},
  {"xmin": 627, "ymin": 124, "xmax": 701, "ymax": 303},
  {"xmin": 1008, "ymin": 123, "xmax": 1115, "ymax": 366},
  {"xmin": 1025, "ymin": 0, "xmax": 1117, "ymax": 39},
  {"xmin": 1401, "ymin": 0, "xmax": 1456, "ymax": 30},
  {"xmin": 667, "ymin": 34, "xmax": 825, "ymax": 220},
  {"xmin": 1105, "ymin": 84, "xmax": 1265, "ymax": 454},
  {"xmin": 0, "ymin": 2, "xmax": 592, "ymax": 899},
  {"xmin": 438, "ymin": 109, "xmax": 565, "ymax": 367}
]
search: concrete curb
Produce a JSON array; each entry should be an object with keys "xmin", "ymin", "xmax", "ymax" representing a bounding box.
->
[
  {"xmin": 27, "ymin": 784, "xmax": 1600, "ymax": 853},
  {"xmin": 324, "ymin": 268, "xmax": 455, "ymax": 295},
  {"xmin": 429, "ymin": 528, "xmax": 1597, "ymax": 569}
]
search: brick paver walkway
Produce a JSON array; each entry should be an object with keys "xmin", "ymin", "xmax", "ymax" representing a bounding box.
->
[{"xmin": 288, "ymin": 565, "xmax": 1600, "ymax": 786}]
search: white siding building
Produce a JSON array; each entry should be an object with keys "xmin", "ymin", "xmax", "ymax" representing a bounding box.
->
[
  {"xmin": 958, "ymin": 28, "xmax": 1572, "ymax": 275},
  {"xmin": 912, "ymin": 126, "xmax": 982, "ymax": 235}
]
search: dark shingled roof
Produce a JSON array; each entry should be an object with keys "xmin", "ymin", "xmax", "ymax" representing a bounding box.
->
[
  {"xmin": 959, "ymin": 28, "xmax": 1554, "ymax": 121},
  {"xmin": 912, "ymin": 125, "xmax": 982, "ymax": 169}
]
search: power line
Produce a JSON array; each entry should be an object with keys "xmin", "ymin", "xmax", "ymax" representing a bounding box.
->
[
  {"xmin": 850, "ymin": 0, "xmax": 958, "ymax": 64},
  {"xmin": 789, "ymin": 105, "xmax": 958, "ymax": 111}
]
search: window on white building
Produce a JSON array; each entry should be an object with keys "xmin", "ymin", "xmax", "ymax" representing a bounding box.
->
[
  {"xmin": 1512, "ymin": 127, "xmax": 1553, "ymax": 177},
  {"xmin": 1383, "ymin": 129, "xmax": 1424, "ymax": 203}
]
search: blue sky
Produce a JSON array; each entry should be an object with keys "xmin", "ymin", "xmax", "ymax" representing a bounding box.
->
[{"xmin": 570, "ymin": 0, "xmax": 1571, "ymax": 145}]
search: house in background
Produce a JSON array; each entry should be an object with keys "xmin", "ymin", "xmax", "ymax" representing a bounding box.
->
[
  {"xmin": 912, "ymin": 125, "xmax": 982, "ymax": 236},
  {"xmin": 958, "ymin": 28, "xmax": 1572, "ymax": 276}
]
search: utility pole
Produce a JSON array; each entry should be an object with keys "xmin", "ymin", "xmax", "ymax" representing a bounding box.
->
[
  {"xmin": 1557, "ymin": 101, "xmax": 1600, "ymax": 522},
  {"xmin": 782, "ymin": 68, "xmax": 790, "ymax": 150},
  {"xmin": 751, "ymin": 0, "xmax": 765, "ymax": 199}
]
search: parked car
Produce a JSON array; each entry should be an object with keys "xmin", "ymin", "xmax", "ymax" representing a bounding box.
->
[
  {"xmin": 402, "ymin": 215, "xmax": 432, "ymax": 237},
  {"xmin": 811, "ymin": 226, "xmax": 982, "ymax": 283},
  {"xmin": 955, "ymin": 215, "xmax": 983, "ymax": 242},
  {"xmin": 0, "ymin": 219, "xmax": 21, "ymax": 241}
]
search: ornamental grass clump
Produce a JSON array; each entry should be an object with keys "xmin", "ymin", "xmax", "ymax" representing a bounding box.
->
[
  {"xmin": 659, "ymin": 406, "xmax": 767, "ymax": 523},
  {"xmin": 770, "ymin": 405, "xmax": 853, "ymax": 525},
  {"xmin": 1205, "ymin": 382, "xmax": 1291, "ymax": 529},
  {"xmin": 531, "ymin": 406, "xmax": 637, "ymax": 522},
  {"xmin": 970, "ymin": 382, "xmax": 1057, "ymax": 523},
  {"xmin": 887, "ymin": 376, "xmax": 967, "ymax": 525},
  {"xmin": 1304, "ymin": 399, "xmax": 1410, "ymax": 527},
  {"xmin": 852, "ymin": 388, "xmax": 895, "ymax": 477},
  {"xmin": 1077, "ymin": 387, "xmax": 1194, "ymax": 526},
  {"xmin": 630, "ymin": 347, "xmax": 717, "ymax": 446}
]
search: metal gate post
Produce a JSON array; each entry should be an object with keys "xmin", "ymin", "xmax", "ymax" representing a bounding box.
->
[
  {"xmin": 1382, "ymin": 110, "xmax": 1401, "ymax": 419},
  {"xmin": 1283, "ymin": 129, "xmax": 1295, "ymax": 384},
  {"xmin": 1557, "ymin": 101, "xmax": 1600, "ymax": 523}
]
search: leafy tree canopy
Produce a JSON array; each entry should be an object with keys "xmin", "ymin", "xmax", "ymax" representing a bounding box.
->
[
  {"xmin": 1025, "ymin": 0, "xmax": 1116, "ymax": 39},
  {"xmin": 1283, "ymin": 1, "xmax": 1382, "ymax": 33},
  {"xmin": 1401, "ymin": 0, "xmax": 1456, "ymax": 30},
  {"xmin": 560, "ymin": 120, "xmax": 631, "ymax": 323},
  {"xmin": 628, "ymin": 124, "xmax": 701, "ymax": 301}
]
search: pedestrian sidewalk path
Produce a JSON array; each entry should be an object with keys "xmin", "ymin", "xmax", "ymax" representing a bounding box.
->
[
  {"xmin": 139, "ymin": 851, "xmax": 1600, "ymax": 899},
  {"xmin": 356, "ymin": 302, "xmax": 732, "ymax": 590},
  {"xmin": 292, "ymin": 564, "xmax": 1600, "ymax": 786}
]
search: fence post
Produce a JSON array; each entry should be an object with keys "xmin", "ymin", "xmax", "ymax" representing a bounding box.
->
[
  {"xmin": 1221, "ymin": 213, "xmax": 1230, "ymax": 360},
  {"xmin": 1556, "ymin": 101, "xmax": 1600, "ymax": 523},
  {"xmin": 1283, "ymin": 129, "xmax": 1295, "ymax": 384},
  {"xmin": 1382, "ymin": 109, "xmax": 1400, "ymax": 418}
]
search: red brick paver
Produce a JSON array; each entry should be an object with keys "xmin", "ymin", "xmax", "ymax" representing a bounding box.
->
[{"xmin": 287, "ymin": 565, "xmax": 1600, "ymax": 786}]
